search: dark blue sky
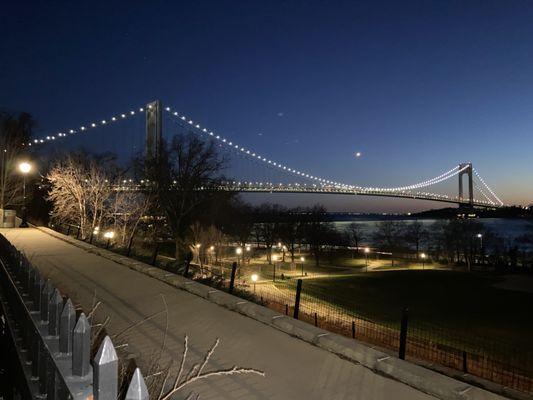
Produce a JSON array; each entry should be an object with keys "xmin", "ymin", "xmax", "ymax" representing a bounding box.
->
[{"xmin": 2, "ymin": 1, "xmax": 532, "ymax": 211}]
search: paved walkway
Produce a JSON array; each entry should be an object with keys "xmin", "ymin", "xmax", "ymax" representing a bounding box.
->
[{"xmin": 1, "ymin": 228, "xmax": 438, "ymax": 400}]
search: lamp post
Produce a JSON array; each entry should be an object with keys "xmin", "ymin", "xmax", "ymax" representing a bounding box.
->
[
  {"xmin": 236, "ymin": 247, "xmax": 243, "ymax": 266},
  {"xmin": 420, "ymin": 252, "xmax": 427, "ymax": 269},
  {"xmin": 300, "ymin": 256, "xmax": 305, "ymax": 276},
  {"xmin": 272, "ymin": 255, "xmax": 277, "ymax": 282},
  {"xmin": 195, "ymin": 243, "xmax": 201, "ymax": 264},
  {"xmin": 364, "ymin": 247, "xmax": 370, "ymax": 272},
  {"xmin": 477, "ymin": 233, "xmax": 483, "ymax": 264},
  {"xmin": 18, "ymin": 161, "xmax": 32, "ymax": 228},
  {"xmin": 251, "ymin": 273, "xmax": 258, "ymax": 293},
  {"xmin": 209, "ymin": 245, "xmax": 215, "ymax": 264}
]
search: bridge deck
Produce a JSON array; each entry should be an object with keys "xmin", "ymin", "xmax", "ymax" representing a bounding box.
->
[{"xmin": 1, "ymin": 228, "xmax": 435, "ymax": 400}]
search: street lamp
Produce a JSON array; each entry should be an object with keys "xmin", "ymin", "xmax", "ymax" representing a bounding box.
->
[
  {"xmin": 104, "ymin": 231, "xmax": 115, "ymax": 249},
  {"xmin": 272, "ymin": 254, "xmax": 278, "ymax": 282},
  {"xmin": 364, "ymin": 247, "xmax": 370, "ymax": 272},
  {"xmin": 300, "ymin": 256, "xmax": 305, "ymax": 276},
  {"xmin": 18, "ymin": 161, "xmax": 32, "ymax": 228},
  {"xmin": 251, "ymin": 273, "xmax": 258, "ymax": 293},
  {"xmin": 476, "ymin": 233, "xmax": 483, "ymax": 264},
  {"xmin": 236, "ymin": 247, "xmax": 243, "ymax": 266},
  {"xmin": 420, "ymin": 252, "xmax": 427, "ymax": 269}
]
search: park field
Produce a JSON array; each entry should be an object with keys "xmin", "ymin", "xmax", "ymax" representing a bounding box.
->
[{"xmin": 276, "ymin": 270, "xmax": 533, "ymax": 354}]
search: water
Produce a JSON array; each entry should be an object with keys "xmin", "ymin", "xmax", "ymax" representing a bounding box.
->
[{"xmin": 334, "ymin": 218, "xmax": 532, "ymax": 244}]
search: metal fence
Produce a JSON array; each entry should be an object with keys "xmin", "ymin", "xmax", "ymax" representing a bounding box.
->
[
  {"xmin": 184, "ymin": 261, "xmax": 533, "ymax": 394},
  {"xmin": 0, "ymin": 233, "xmax": 150, "ymax": 400},
  {"xmin": 49, "ymin": 222, "xmax": 533, "ymax": 395}
]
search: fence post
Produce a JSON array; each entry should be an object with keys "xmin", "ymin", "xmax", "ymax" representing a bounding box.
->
[
  {"xmin": 40, "ymin": 280, "xmax": 54, "ymax": 322},
  {"xmin": 183, "ymin": 260, "xmax": 190, "ymax": 277},
  {"xmin": 151, "ymin": 242, "xmax": 159, "ymax": 266},
  {"xmin": 125, "ymin": 368, "xmax": 149, "ymax": 400},
  {"xmin": 352, "ymin": 321, "xmax": 356, "ymax": 339},
  {"xmin": 46, "ymin": 359, "xmax": 59, "ymax": 400},
  {"xmin": 398, "ymin": 307, "xmax": 409, "ymax": 360},
  {"xmin": 48, "ymin": 289, "xmax": 63, "ymax": 336},
  {"xmin": 38, "ymin": 345, "xmax": 48, "ymax": 395},
  {"xmin": 27, "ymin": 266, "xmax": 35, "ymax": 296},
  {"xmin": 314, "ymin": 312, "xmax": 318, "ymax": 327},
  {"xmin": 228, "ymin": 262, "xmax": 237, "ymax": 294},
  {"xmin": 66, "ymin": 225, "xmax": 71, "ymax": 236},
  {"xmin": 89, "ymin": 231, "xmax": 94, "ymax": 244},
  {"xmin": 76, "ymin": 226, "xmax": 81, "ymax": 239},
  {"xmin": 33, "ymin": 273, "xmax": 44, "ymax": 312},
  {"xmin": 94, "ymin": 336, "xmax": 118, "ymax": 400},
  {"xmin": 31, "ymin": 336, "xmax": 40, "ymax": 378},
  {"xmin": 293, "ymin": 279, "xmax": 302, "ymax": 319},
  {"xmin": 60, "ymin": 299, "xmax": 76, "ymax": 354},
  {"xmin": 462, "ymin": 351, "xmax": 468, "ymax": 373},
  {"xmin": 72, "ymin": 313, "xmax": 91, "ymax": 376}
]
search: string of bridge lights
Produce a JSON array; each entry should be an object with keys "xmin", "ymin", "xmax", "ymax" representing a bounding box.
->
[
  {"xmin": 361, "ymin": 165, "xmax": 464, "ymax": 193},
  {"xmin": 473, "ymin": 168, "xmax": 504, "ymax": 206},
  {"xmin": 474, "ymin": 183, "xmax": 496, "ymax": 205},
  {"xmin": 24, "ymin": 102, "xmax": 503, "ymax": 206},
  {"xmin": 163, "ymin": 105, "xmax": 355, "ymax": 189},
  {"xmin": 25, "ymin": 106, "xmax": 144, "ymax": 146}
]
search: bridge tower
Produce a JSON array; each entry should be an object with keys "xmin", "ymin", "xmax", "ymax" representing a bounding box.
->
[
  {"xmin": 146, "ymin": 100, "xmax": 162, "ymax": 160},
  {"xmin": 458, "ymin": 162, "xmax": 474, "ymax": 206}
]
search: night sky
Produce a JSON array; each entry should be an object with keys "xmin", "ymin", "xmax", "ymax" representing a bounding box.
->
[{"xmin": 2, "ymin": 1, "xmax": 533, "ymax": 212}]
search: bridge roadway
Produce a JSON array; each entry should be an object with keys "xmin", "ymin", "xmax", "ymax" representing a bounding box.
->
[{"xmin": 1, "ymin": 228, "xmax": 441, "ymax": 400}]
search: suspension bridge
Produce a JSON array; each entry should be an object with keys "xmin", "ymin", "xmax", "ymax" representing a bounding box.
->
[{"xmin": 26, "ymin": 100, "xmax": 504, "ymax": 208}]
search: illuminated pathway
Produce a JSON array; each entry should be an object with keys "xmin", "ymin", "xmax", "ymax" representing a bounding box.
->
[{"xmin": 0, "ymin": 228, "xmax": 442, "ymax": 400}]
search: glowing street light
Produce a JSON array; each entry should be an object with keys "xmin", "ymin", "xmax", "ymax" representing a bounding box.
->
[
  {"xmin": 19, "ymin": 162, "xmax": 32, "ymax": 174},
  {"xmin": 236, "ymin": 247, "xmax": 243, "ymax": 255},
  {"xmin": 300, "ymin": 256, "xmax": 305, "ymax": 277},
  {"xmin": 364, "ymin": 247, "xmax": 370, "ymax": 272},
  {"xmin": 476, "ymin": 233, "xmax": 483, "ymax": 264},
  {"xmin": 420, "ymin": 252, "xmax": 427, "ymax": 269},
  {"xmin": 18, "ymin": 161, "xmax": 32, "ymax": 228},
  {"xmin": 104, "ymin": 231, "xmax": 115, "ymax": 249},
  {"xmin": 251, "ymin": 273, "xmax": 258, "ymax": 293}
]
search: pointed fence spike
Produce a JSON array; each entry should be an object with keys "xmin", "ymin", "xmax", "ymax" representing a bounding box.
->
[
  {"xmin": 59, "ymin": 299, "xmax": 76, "ymax": 354},
  {"xmin": 94, "ymin": 336, "xmax": 118, "ymax": 400},
  {"xmin": 125, "ymin": 368, "xmax": 149, "ymax": 400},
  {"xmin": 72, "ymin": 313, "xmax": 91, "ymax": 376},
  {"xmin": 40, "ymin": 279, "xmax": 54, "ymax": 322},
  {"xmin": 48, "ymin": 289, "xmax": 63, "ymax": 336}
]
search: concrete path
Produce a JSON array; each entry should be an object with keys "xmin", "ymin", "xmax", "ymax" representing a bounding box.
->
[{"xmin": 1, "ymin": 228, "xmax": 440, "ymax": 400}]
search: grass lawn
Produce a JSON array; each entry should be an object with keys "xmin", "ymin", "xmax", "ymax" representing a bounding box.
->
[{"xmin": 280, "ymin": 270, "xmax": 533, "ymax": 354}]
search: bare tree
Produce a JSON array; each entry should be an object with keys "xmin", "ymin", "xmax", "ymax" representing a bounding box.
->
[
  {"xmin": 47, "ymin": 153, "xmax": 112, "ymax": 238},
  {"xmin": 346, "ymin": 222, "xmax": 364, "ymax": 257},
  {"xmin": 110, "ymin": 189, "xmax": 151, "ymax": 246},
  {"xmin": 301, "ymin": 205, "xmax": 333, "ymax": 267},
  {"xmin": 405, "ymin": 220, "xmax": 426, "ymax": 258},
  {"xmin": 0, "ymin": 111, "xmax": 35, "ymax": 209},
  {"xmin": 144, "ymin": 134, "xmax": 228, "ymax": 264}
]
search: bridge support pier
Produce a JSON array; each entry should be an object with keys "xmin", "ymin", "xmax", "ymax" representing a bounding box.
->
[
  {"xmin": 146, "ymin": 100, "xmax": 162, "ymax": 160},
  {"xmin": 458, "ymin": 162, "xmax": 473, "ymax": 207}
]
